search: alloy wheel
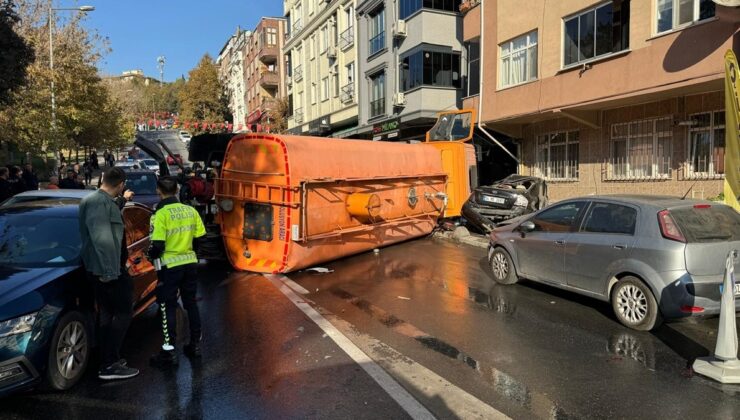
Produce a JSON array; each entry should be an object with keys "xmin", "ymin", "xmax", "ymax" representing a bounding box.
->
[
  {"xmin": 616, "ymin": 284, "xmax": 648, "ymax": 324},
  {"xmin": 56, "ymin": 321, "xmax": 88, "ymax": 380},
  {"xmin": 491, "ymin": 252, "xmax": 509, "ymax": 280}
]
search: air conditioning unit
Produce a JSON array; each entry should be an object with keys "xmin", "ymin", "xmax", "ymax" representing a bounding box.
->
[
  {"xmin": 393, "ymin": 92, "xmax": 406, "ymax": 107},
  {"xmin": 394, "ymin": 19, "xmax": 407, "ymax": 38},
  {"xmin": 327, "ymin": 46, "xmax": 337, "ymax": 58}
]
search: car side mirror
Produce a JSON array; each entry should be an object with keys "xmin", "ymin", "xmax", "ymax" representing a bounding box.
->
[{"xmin": 519, "ymin": 221, "xmax": 535, "ymax": 233}]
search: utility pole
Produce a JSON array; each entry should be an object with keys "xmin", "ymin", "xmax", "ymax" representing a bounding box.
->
[{"xmin": 157, "ymin": 56, "xmax": 166, "ymax": 87}]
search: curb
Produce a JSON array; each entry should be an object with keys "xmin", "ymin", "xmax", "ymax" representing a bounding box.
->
[{"xmin": 433, "ymin": 230, "xmax": 489, "ymax": 249}]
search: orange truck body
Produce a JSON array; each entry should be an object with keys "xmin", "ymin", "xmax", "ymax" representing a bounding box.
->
[{"xmin": 216, "ymin": 133, "xmax": 448, "ymax": 273}]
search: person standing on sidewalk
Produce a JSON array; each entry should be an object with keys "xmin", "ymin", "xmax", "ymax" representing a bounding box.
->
[
  {"xmin": 79, "ymin": 167, "xmax": 139, "ymax": 380},
  {"xmin": 148, "ymin": 177, "xmax": 206, "ymax": 367}
]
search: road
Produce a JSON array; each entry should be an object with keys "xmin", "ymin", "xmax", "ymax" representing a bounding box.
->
[{"xmin": 3, "ymin": 238, "xmax": 740, "ymax": 419}]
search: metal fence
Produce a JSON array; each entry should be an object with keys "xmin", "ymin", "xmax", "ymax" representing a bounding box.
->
[
  {"xmin": 340, "ymin": 27, "xmax": 354, "ymax": 50},
  {"xmin": 604, "ymin": 155, "xmax": 671, "ymax": 181},
  {"xmin": 370, "ymin": 98, "xmax": 385, "ymax": 118},
  {"xmin": 340, "ymin": 83, "xmax": 355, "ymax": 104}
]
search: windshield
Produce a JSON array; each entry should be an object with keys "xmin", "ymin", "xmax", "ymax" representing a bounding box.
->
[
  {"xmin": 126, "ymin": 173, "xmax": 157, "ymax": 195},
  {"xmin": 0, "ymin": 214, "xmax": 81, "ymax": 266},
  {"xmin": 428, "ymin": 112, "xmax": 472, "ymax": 142}
]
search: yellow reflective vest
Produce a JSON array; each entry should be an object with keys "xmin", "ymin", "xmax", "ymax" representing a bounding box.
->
[{"xmin": 150, "ymin": 201, "xmax": 206, "ymax": 268}]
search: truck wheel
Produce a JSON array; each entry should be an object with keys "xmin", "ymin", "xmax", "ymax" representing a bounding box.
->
[
  {"xmin": 45, "ymin": 311, "xmax": 91, "ymax": 391},
  {"xmin": 611, "ymin": 277, "xmax": 662, "ymax": 331},
  {"xmin": 489, "ymin": 248, "xmax": 518, "ymax": 285}
]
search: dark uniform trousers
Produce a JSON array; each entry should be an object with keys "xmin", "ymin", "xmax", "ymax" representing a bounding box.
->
[{"xmin": 157, "ymin": 263, "xmax": 201, "ymax": 347}]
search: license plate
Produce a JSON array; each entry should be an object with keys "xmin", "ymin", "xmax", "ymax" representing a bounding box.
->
[{"xmin": 482, "ymin": 196, "xmax": 505, "ymax": 204}]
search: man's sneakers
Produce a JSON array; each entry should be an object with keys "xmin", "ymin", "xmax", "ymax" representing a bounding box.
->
[
  {"xmin": 98, "ymin": 362, "xmax": 140, "ymax": 380},
  {"xmin": 184, "ymin": 342, "xmax": 201, "ymax": 358},
  {"xmin": 150, "ymin": 349, "xmax": 179, "ymax": 368}
]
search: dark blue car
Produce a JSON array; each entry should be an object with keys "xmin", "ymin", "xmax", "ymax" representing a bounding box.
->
[{"xmin": 0, "ymin": 192, "xmax": 158, "ymax": 395}]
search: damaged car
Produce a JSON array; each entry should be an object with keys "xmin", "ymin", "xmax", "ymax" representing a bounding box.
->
[{"xmin": 462, "ymin": 175, "xmax": 548, "ymax": 233}]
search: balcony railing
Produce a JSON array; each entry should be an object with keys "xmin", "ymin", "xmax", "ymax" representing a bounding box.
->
[
  {"xmin": 294, "ymin": 107, "xmax": 304, "ymax": 124},
  {"xmin": 604, "ymin": 155, "xmax": 671, "ymax": 181},
  {"xmin": 294, "ymin": 64, "xmax": 303, "ymax": 81},
  {"xmin": 369, "ymin": 98, "xmax": 385, "ymax": 118},
  {"xmin": 340, "ymin": 82, "xmax": 354, "ymax": 104},
  {"xmin": 259, "ymin": 70, "xmax": 279, "ymax": 87},
  {"xmin": 288, "ymin": 19, "xmax": 302, "ymax": 40},
  {"xmin": 259, "ymin": 46, "xmax": 279, "ymax": 63},
  {"xmin": 369, "ymin": 31, "xmax": 385, "ymax": 56},
  {"xmin": 340, "ymin": 26, "xmax": 354, "ymax": 50}
]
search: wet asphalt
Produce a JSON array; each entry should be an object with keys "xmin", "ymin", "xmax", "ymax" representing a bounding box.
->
[{"xmin": 2, "ymin": 237, "xmax": 740, "ymax": 419}]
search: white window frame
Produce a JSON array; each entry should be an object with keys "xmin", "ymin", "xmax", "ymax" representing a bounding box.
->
[
  {"xmin": 321, "ymin": 26, "xmax": 328, "ymax": 53},
  {"xmin": 609, "ymin": 116, "xmax": 672, "ymax": 180},
  {"xmin": 321, "ymin": 77, "xmax": 329, "ymax": 101},
  {"xmin": 311, "ymin": 83, "xmax": 317, "ymax": 105},
  {"xmin": 655, "ymin": 0, "xmax": 715, "ymax": 35},
  {"xmin": 534, "ymin": 131, "xmax": 579, "ymax": 181},
  {"xmin": 499, "ymin": 30, "xmax": 537, "ymax": 89},
  {"xmin": 345, "ymin": 6, "xmax": 355, "ymax": 31},
  {"xmin": 687, "ymin": 110, "xmax": 725, "ymax": 178}
]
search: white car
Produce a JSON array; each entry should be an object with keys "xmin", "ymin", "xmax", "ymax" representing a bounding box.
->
[
  {"xmin": 114, "ymin": 160, "xmax": 143, "ymax": 170},
  {"xmin": 141, "ymin": 159, "xmax": 159, "ymax": 172},
  {"xmin": 178, "ymin": 131, "xmax": 192, "ymax": 143}
]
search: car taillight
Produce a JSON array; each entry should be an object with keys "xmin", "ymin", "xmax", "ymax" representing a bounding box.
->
[
  {"xmin": 693, "ymin": 204, "xmax": 711, "ymax": 209},
  {"xmin": 658, "ymin": 210, "xmax": 686, "ymax": 243},
  {"xmin": 680, "ymin": 305, "xmax": 704, "ymax": 314}
]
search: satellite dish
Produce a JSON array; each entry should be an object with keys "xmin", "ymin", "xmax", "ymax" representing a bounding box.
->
[{"xmin": 713, "ymin": 0, "xmax": 740, "ymax": 6}]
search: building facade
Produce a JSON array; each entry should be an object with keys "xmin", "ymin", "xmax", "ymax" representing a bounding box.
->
[
  {"xmin": 354, "ymin": 0, "xmax": 466, "ymax": 140},
  {"xmin": 464, "ymin": 0, "xmax": 740, "ymax": 201},
  {"xmin": 244, "ymin": 17, "xmax": 288, "ymax": 131},
  {"xmin": 284, "ymin": 0, "xmax": 359, "ymax": 136},
  {"xmin": 217, "ymin": 27, "xmax": 250, "ymax": 131}
]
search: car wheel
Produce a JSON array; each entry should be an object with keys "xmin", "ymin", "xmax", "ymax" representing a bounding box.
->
[
  {"xmin": 489, "ymin": 248, "xmax": 518, "ymax": 285},
  {"xmin": 45, "ymin": 311, "xmax": 91, "ymax": 391},
  {"xmin": 610, "ymin": 277, "xmax": 662, "ymax": 331}
]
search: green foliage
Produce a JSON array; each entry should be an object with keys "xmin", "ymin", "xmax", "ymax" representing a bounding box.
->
[
  {"xmin": 0, "ymin": 0, "xmax": 34, "ymax": 106},
  {"xmin": 178, "ymin": 54, "xmax": 230, "ymax": 133}
]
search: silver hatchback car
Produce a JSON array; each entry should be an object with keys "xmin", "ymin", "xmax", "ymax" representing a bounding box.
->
[{"xmin": 487, "ymin": 195, "xmax": 740, "ymax": 331}]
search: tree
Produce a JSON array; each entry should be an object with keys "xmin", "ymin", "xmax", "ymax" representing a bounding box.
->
[
  {"xmin": 0, "ymin": 0, "xmax": 34, "ymax": 106},
  {"xmin": 178, "ymin": 54, "xmax": 230, "ymax": 132},
  {"xmin": 266, "ymin": 97, "xmax": 290, "ymax": 134}
]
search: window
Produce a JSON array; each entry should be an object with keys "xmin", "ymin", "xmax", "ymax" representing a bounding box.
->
[
  {"xmin": 400, "ymin": 50, "xmax": 461, "ymax": 91},
  {"xmin": 321, "ymin": 77, "xmax": 329, "ymax": 101},
  {"xmin": 346, "ymin": 61, "xmax": 355, "ymax": 84},
  {"xmin": 311, "ymin": 83, "xmax": 317, "ymax": 104},
  {"xmin": 535, "ymin": 131, "xmax": 579, "ymax": 180},
  {"xmin": 582, "ymin": 203, "xmax": 637, "ymax": 235},
  {"xmin": 309, "ymin": 35, "xmax": 316, "ymax": 59},
  {"xmin": 466, "ymin": 40, "xmax": 480, "ymax": 96},
  {"xmin": 369, "ymin": 7, "xmax": 385, "ymax": 56},
  {"xmin": 399, "ymin": 0, "xmax": 462, "ymax": 20},
  {"xmin": 688, "ymin": 110, "xmax": 725, "ymax": 177},
  {"xmin": 532, "ymin": 202, "xmax": 586, "ymax": 233},
  {"xmin": 266, "ymin": 27, "xmax": 278, "ymax": 46},
  {"xmin": 345, "ymin": 6, "xmax": 355, "ymax": 30},
  {"xmin": 610, "ymin": 116, "xmax": 672, "ymax": 180},
  {"xmin": 333, "ymin": 73, "xmax": 339, "ymax": 97},
  {"xmin": 499, "ymin": 31, "xmax": 537, "ymax": 88},
  {"xmin": 657, "ymin": 0, "xmax": 715, "ymax": 34},
  {"xmin": 369, "ymin": 71, "xmax": 385, "ymax": 118},
  {"xmin": 563, "ymin": 1, "xmax": 629, "ymax": 67},
  {"xmin": 320, "ymin": 26, "xmax": 328, "ymax": 53}
]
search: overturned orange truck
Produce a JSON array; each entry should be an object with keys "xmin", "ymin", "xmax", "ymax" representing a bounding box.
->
[{"xmin": 214, "ymin": 110, "xmax": 507, "ymax": 273}]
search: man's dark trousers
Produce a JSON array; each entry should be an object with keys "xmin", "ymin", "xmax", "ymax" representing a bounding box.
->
[
  {"xmin": 156, "ymin": 263, "xmax": 201, "ymax": 347},
  {"xmin": 90, "ymin": 273, "xmax": 133, "ymax": 366}
]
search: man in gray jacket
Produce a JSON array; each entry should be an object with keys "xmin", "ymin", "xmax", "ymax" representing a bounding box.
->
[{"xmin": 79, "ymin": 167, "xmax": 139, "ymax": 380}]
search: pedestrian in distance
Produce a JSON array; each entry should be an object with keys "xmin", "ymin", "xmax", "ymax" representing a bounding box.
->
[
  {"xmin": 22, "ymin": 163, "xmax": 39, "ymax": 190},
  {"xmin": 58, "ymin": 169, "xmax": 79, "ymax": 189},
  {"xmin": 0, "ymin": 167, "xmax": 11, "ymax": 202},
  {"xmin": 83, "ymin": 160, "xmax": 93, "ymax": 186},
  {"xmin": 7, "ymin": 166, "xmax": 27, "ymax": 196},
  {"xmin": 79, "ymin": 167, "xmax": 140, "ymax": 381},
  {"xmin": 91, "ymin": 149, "xmax": 99, "ymax": 170},
  {"xmin": 76, "ymin": 173, "xmax": 87, "ymax": 189},
  {"xmin": 148, "ymin": 176, "xmax": 206, "ymax": 368},
  {"xmin": 46, "ymin": 175, "xmax": 60, "ymax": 189}
]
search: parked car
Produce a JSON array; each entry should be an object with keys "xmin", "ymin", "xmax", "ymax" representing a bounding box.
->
[
  {"xmin": 140, "ymin": 159, "xmax": 159, "ymax": 173},
  {"xmin": 114, "ymin": 160, "xmax": 142, "ymax": 171},
  {"xmin": 178, "ymin": 131, "xmax": 192, "ymax": 143},
  {"xmin": 462, "ymin": 175, "xmax": 548, "ymax": 233},
  {"xmin": 0, "ymin": 192, "xmax": 157, "ymax": 396},
  {"xmin": 486, "ymin": 195, "xmax": 740, "ymax": 331},
  {"xmin": 124, "ymin": 171, "xmax": 159, "ymax": 209}
]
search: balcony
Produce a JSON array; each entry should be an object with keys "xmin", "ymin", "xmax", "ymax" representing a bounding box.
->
[
  {"xmin": 339, "ymin": 26, "xmax": 354, "ymax": 50},
  {"xmin": 259, "ymin": 46, "xmax": 279, "ymax": 64},
  {"xmin": 340, "ymin": 82, "xmax": 354, "ymax": 104},
  {"xmin": 294, "ymin": 107, "xmax": 304, "ymax": 124},
  {"xmin": 259, "ymin": 96, "xmax": 278, "ymax": 112},
  {"xmin": 287, "ymin": 19, "xmax": 303, "ymax": 41},
  {"xmin": 259, "ymin": 70, "xmax": 279, "ymax": 87},
  {"xmin": 294, "ymin": 64, "xmax": 303, "ymax": 82}
]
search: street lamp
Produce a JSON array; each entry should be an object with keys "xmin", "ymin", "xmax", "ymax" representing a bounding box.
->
[{"xmin": 48, "ymin": 3, "xmax": 95, "ymax": 174}]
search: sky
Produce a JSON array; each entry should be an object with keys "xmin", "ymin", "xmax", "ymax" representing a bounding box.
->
[{"xmin": 80, "ymin": 0, "xmax": 283, "ymax": 82}]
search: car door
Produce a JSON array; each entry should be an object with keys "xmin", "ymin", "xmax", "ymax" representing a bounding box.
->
[
  {"xmin": 515, "ymin": 201, "xmax": 587, "ymax": 284},
  {"xmin": 121, "ymin": 204, "xmax": 158, "ymax": 315},
  {"xmin": 565, "ymin": 202, "xmax": 638, "ymax": 295}
]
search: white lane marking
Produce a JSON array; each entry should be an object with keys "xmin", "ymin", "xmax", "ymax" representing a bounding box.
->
[
  {"xmin": 271, "ymin": 274, "xmax": 310, "ymax": 295},
  {"xmin": 266, "ymin": 275, "xmax": 435, "ymax": 420}
]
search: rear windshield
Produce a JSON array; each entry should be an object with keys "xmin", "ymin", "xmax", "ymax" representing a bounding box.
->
[
  {"xmin": 671, "ymin": 205, "xmax": 740, "ymax": 243},
  {"xmin": 126, "ymin": 173, "xmax": 157, "ymax": 195}
]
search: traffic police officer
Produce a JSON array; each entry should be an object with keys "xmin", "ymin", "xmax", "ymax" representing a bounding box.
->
[{"xmin": 148, "ymin": 176, "xmax": 206, "ymax": 367}]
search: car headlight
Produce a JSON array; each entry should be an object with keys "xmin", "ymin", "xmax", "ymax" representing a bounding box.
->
[
  {"xmin": 0, "ymin": 313, "xmax": 37, "ymax": 338},
  {"xmin": 514, "ymin": 195, "xmax": 529, "ymax": 208},
  {"xmin": 219, "ymin": 199, "xmax": 234, "ymax": 212}
]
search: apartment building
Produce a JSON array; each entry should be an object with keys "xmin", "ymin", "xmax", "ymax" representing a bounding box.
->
[
  {"xmin": 464, "ymin": 0, "xmax": 740, "ymax": 201},
  {"xmin": 217, "ymin": 27, "xmax": 250, "ymax": 130},
  {"xmin": 354, "ymin": 0, "xmax": 466, "ymax": 140},
  {"xmin": 284, "ymin": 0, "xmax": 359, "ymax": 136},
  {"xmin": 244, "ymin": 17, "xmax": 288, "ymax": 131}
]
